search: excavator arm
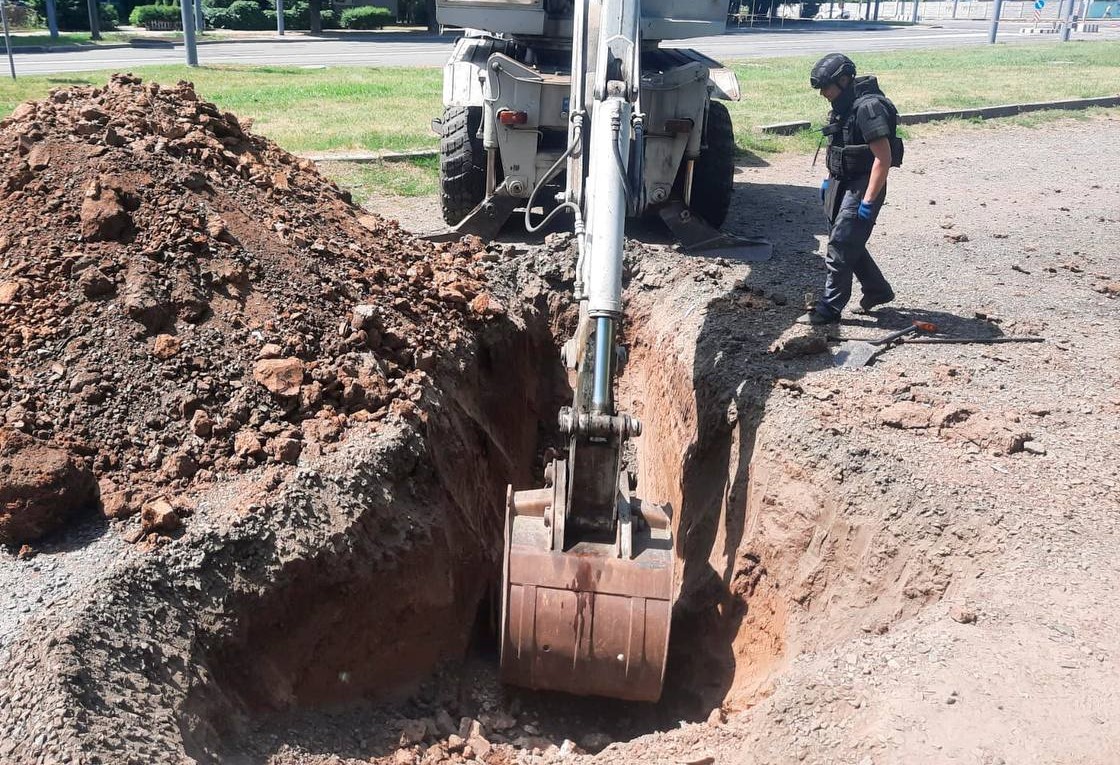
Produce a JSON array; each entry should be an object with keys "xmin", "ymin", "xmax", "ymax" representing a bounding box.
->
[{"xmin": 499, "ymin": 0, "xmax": 676, "ymax": 702}]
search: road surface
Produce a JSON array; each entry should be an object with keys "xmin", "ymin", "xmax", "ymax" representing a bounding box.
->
[{"xmin": 9, "ymin": 21, "xmax": 1117, "ymax": 75}]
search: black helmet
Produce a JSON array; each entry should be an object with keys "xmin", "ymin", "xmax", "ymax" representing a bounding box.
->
[{"xmin": 810, "ymin": 53, "xmax": 856, "ymax": 89}]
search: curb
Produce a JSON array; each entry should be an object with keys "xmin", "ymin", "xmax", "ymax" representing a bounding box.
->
[
  {"xmin": 301, "ymin": 148, "xmax": 437, "ymax": 163},
  {"xmin": 758, "ymin": 120, "xmax": 811, "ymax": 135},
  {"xmin": 7, "ymin": 42, "xmax": 132, "ymax": 53},
  {"xmin": 758, "ymin": 96, "xmax": 1120, "ymax": 134},
  {"xmin": 897, "ymin": 96, "xmax": 1120, "ymax": 124},
  {"xmin": 7, "ymin": 30, "xmax": 455, "ymax": 54}
]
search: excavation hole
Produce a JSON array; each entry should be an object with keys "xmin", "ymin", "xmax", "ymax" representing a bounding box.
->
[{"xmin": 180, "ymin": 281, "xmax": 791, "ymax": 762}]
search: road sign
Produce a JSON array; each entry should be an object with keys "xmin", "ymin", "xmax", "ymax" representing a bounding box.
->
[{"xmin": 1034, "ymin": 0, "xmax": 1045, "ymax": 9}]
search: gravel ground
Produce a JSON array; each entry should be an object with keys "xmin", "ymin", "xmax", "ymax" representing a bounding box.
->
[{"xmin": 1, "ymin": 110, "xmax": 1118, "ymax": 765}]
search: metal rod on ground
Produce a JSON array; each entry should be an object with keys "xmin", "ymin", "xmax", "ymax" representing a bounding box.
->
[
  {"xmin": 86, "ymin": 0, "xmax": 101, "ymax": 40},
  {"xmin": 45, "ymin": 0, "xmax": 59, "ymax": 40},
  {"xmin": 275, "ymin": 0, "xmax": 284, "ymax": 34},
  {"xmin": 0, "ymin": 0, "xmax": 14, "ymax": 80},
  {"xmin": 988, "ymin": 0, "xmax": 1005, "ymax": 40},
  {"xmin": 180, "ymin": 0, "xmax": 198, "ymax": 65}
]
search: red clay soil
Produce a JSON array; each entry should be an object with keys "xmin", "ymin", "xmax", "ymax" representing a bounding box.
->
[{"xmin": 0, "ymin": 74, "xmax": 503, "ymax": 545}]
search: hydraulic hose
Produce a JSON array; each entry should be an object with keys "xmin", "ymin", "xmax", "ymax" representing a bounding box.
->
[{"xmin": 524, "ymin": 117, "xmax": 585, "ymax": 235}]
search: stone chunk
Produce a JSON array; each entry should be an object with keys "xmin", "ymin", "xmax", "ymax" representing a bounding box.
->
[
  {"xmin": 80, "ymin": 180, "xmax": 133, "ymax": 242},
  {"xmin": 153, "ymin": 334, "xmax": 182, "ymax": 360},
  {"xmin": 0, "ymin": 429, "xmax": 98, "ymax": 545},
  {"xmin": 398, "ymin": 719, "xmax": 427, "ymax": 747},
  {"xmin": 140, "ymin": 498, "xmax": 181, "ymax": 535},
  {"xmin": 878, "ymin": 401, "xmax": 934, "ymax": 429},
  {"xmin": 252, "ymin": 358, "xmax": 304, "ymax": 396}
]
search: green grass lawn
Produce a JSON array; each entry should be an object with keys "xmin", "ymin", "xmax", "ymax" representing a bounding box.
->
[
  {"xmin": 0, "ymin": 41, "xmax": 1116, "ymax": 196},
  {"xmin": 4, "ymin": 31, "xmax": 134, "ymax": 47},
  {"xmin": 727, "ymin": 42, "xmax": 1120, "ymax": 153}
]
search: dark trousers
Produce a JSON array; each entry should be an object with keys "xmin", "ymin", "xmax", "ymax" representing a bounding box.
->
[{"xmin": 818, "ymin": 176, "xmax": 893, "ymax": 318}]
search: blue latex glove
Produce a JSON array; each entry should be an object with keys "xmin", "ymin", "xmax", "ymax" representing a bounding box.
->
[
  {"xmin": 820, "ymin": 178, "xmax": 829, "ymax": 202},
  {"xmin": 857, "ymin": 200, "xmax": 876, "ymax": 221}
]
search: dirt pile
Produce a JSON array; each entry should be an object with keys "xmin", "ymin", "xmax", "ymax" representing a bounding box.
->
[{"xmin": 0, "ymin": 74, "xmax": 498, "ymax": 544}]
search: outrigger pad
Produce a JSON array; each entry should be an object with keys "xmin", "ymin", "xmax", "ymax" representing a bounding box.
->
[
  {"xmin": 659, "ymin": 201, "xmax": 773, "ymax": 262},
  {"xmin": 422, "ymin": 185, "xmax": 520, "ymax": 244}
]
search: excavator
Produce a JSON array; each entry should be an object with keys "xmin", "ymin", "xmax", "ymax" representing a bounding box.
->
[{"xmin": 431, "ymin": 0, "xmax": 743, "ymax": 702}]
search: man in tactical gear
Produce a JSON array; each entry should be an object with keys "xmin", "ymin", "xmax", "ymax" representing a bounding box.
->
[{"xmin": 798, "ymin": 52, "xmax": 903, "ymax": 325}]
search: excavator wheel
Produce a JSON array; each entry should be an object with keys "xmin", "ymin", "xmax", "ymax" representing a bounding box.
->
[
  {"xmin": 685, "ymin": 100, "xmax": 736, "ymax": 228},
  {"xmin": 439, "ymin": 106, "xmax": 487, "ymax": 226}
]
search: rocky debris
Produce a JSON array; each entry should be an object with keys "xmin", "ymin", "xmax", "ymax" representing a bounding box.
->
[
  {"xmin": 0, "ymin": 74, "xmax": 491, "ymax": 543},
  {"xmin": 80, "ymin": 177, "xmax": 135, "ymax": 241},
  {"xmin": 152, "ymin": 333, "xmax": 181, "ymax": 359},
  {"xmin": 878, "ymin": 401, "xmax": 934, "ymax": 429},
  {"xmin": 770, "ymin": 331, "xmax": 828, "ymax": 360},
  {"xmin": 398, "ymin": 719, "xmax": 427, "ymax": 747},
  {"xmin": 253, "ymin": 357, "xmax": 305, "ymax": 397},
  {"xmin": 139, "ymin": 497, "xmax": 181, "ymax": 535},
  {"xmin": 947, "ymin": 411, "xmax": 1030, "ymax": 455},
  {"xmin": 949, "ymin": 604, "xmax": 978, "ymax": 624},
  {"xmin": 0, "ymin": 428, "xmax": 98, "ymax": 545}
]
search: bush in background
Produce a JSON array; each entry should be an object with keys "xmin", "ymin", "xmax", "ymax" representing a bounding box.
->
[
  {"xmin": 339, "ymin": 4, "xmax": 390, "ymax": 29},
  {"xmin": 128, "ymin": 3, "xmax": 181, "ymax": 25},
  {"xmin": 262, "ymin": 2, "xmax": 337, "ymax": 29},
  {"xmin": 202, "ymin": 0, "xmax": 265, "ymax": 28}
]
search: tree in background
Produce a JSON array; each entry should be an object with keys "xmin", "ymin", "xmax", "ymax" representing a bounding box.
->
[
  {"xmin": 309, "ymin": 0, "xmax": 320, "ymax": 32},
  {"xmin": 28, "ymin": 0, "xmax": 118, "ymax": 29}
]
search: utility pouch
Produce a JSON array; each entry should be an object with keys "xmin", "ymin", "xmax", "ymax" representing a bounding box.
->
[
  {"xmin": 889, "ymin": 135, "xmax": 905, "ymax": 167},
  {"xmin": 826, "ymin": 144, "xmax": 874, "ymax": 180}
]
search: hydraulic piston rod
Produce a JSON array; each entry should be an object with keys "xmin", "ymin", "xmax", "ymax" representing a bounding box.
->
[{"xmin": 591, "ymin": 316, "xmax": 614, "ymax": 414}]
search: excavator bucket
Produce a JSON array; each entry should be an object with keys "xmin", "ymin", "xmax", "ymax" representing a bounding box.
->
[{"xmin": 499, "ymin": 461, "xmax": 675, "ymax": 702}]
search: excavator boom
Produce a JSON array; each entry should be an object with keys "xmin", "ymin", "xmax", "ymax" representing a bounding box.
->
[{"xmin": 496, "ymin": 0, "xmax": 677, "ymax": 702}]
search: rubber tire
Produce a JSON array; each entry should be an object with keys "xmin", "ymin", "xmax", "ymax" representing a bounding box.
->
[
  {"xmin": 687, "ymin": 101, "xmax": 736, "ymax": 229},
  {"xmin": 439, "ymin": 106, "xmax": 487, "ymax": 226}
]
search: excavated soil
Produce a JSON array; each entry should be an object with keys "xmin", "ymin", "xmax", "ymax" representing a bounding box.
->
[{"xmin": 1, "ymin": 77, "xmax": 1118, "ymax": 765}]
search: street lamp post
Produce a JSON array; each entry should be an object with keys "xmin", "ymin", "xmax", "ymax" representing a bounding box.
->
[
  {"xmin": 180, "ymin": 0, "xmax": 198, "ymax": 65},
  {"xmin": 1, "ymin": 0, "xmax": 15, "ymax": 80}
]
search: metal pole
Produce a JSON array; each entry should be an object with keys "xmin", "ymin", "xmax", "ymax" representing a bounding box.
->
[
  {"xmin": 195, "ymin": 0, "xmax": 204, "ymax": 33},
  {"xmin": 275, "ymin": 0, "xmax": 284, "ymax": 34},
  {"xmin": 1060, "ymin": 0, "xmax": 1075, "ymax": 38},
  {"xmin": 910, "ymin": 0, "xmax": 920, "ymax": 20},
  {"xmin": 0, "ymin": 1, "xmax": 15, "ymax": 80},
  {"xmin": 86, "ymin": 0, "xmax": 101, "ymax": 40},
  {"xmin": 951, "ymin": 0, "xmax": 959, "ymax": 17},
  {"xmin": 988, "ymin": 0, "xmax": 1005, "ymax": 39},
  {"xmin": 45, "ymin": 0, "xmax": 58, "ymax": 40},
  {"xmin": 874, "ymin": 0, "xmax": 881, "ymax": 18},
  {"xmin": 180, "ymin": 0, "xmax": 198, "ymax": 65}
]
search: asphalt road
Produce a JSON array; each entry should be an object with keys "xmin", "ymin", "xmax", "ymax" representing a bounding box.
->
[{"xmin": 9, "ymin": 21, "xmax": 1116, "ymax": 75}]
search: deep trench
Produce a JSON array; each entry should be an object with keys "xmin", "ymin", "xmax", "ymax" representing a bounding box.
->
[{"xmin": 182, "ymin": 286, "xmax": 784, "ymax": 760}]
